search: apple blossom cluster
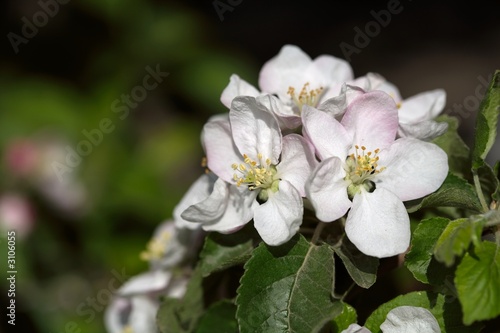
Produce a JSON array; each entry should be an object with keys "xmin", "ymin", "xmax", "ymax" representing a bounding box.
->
[{"xmin": 174, "ymin": 44, "xmax": 449, "ymax": 259}]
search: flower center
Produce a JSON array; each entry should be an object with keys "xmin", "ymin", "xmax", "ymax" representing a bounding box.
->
[
  {"xmin": 344, "ymin": 145, "xmax": 385, "ymax": 198},
  {"xmin": 232, "ymin": 153, "xmax": 279, "ymax": 201},
  {"xmin": 139, "ymin": 230, "xmax": 171, "ymax": 262},
  {"xmin": 287, "ymin": 82, "xmax": 324, "ymax": 111}
]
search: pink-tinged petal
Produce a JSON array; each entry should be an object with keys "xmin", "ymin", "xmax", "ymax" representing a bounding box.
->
[
  {"xmin": 259, "ymin": 45, "xmax": 312, "ymax": 100},
  {"xmin": 345, "ymin": 188, "xmax": 410, "ymax": 258},
  {"xmin": 253, "ymin": 180, "xmax": 303, "ymax": 246},
  {"xmin": 173, "ymin": 173, "xmax": 215, "ymax": 230},
  {"xmin": 399, "ymin": 89, "xmax": 446, "ymax": 123},
  {"xmin": 230, "ymin": 96, "xmax": 282, "ymax": 164},
  {"xmin": 202, "ymin": 186, "xmax": 258, "ymax": 233},
  {"xmin": 398, "ymin": 120, "xmax": 448, "ymax": 141},
  {"xmin": 341, "ymin": 90, "xmax": 398, "ymax": 152},
  {"xmin": 277, "ymin": 134, "xmax": 318, "ymax": 196},
  {"xmin": 118, "ymin": 270, "xmax": 171, "ymax": 296},
  {"xmin": 220, "ymin": 74, "xmax": 260, "ymax": 109},
  {"xmin": 180, "ymin": 178, "xmax": 228, "ymax": 223},
  {"xmin": 380, "ymin": 306, "xmax": 441, "ymax": 333},
  {"xmin": 302, "ymin": 105, "xmax": 351, "ymax": 160},
  {"xmin": 376, "ymin": 138, "xmax": 448, "ymax": 201},
  {"xmin": 203, "ymin": 119, "xmax": 242, "ymax": 183},
  {"xmin": 306, "ymin": 157, "xmax": 351, "ymax": 222}
]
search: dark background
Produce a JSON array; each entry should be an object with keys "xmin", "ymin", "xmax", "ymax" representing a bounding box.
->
[{"xmin": 1, "ymin": 0, "xmax": 499, "ymax": 332}]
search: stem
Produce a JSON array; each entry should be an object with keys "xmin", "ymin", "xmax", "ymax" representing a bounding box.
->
[
  {"xmin": 472, "ymin": 169, "xmax": 489, "ymax": 212},
  {"xmin": 311, "ymin": 221, "xmax": 326, "ymax": 244},
  {"xmin": 341, "ymin": 282, "xmax": 356, "ymax": 302}
]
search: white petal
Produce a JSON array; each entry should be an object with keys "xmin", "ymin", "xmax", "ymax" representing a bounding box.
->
[
  {"xmin": 128, "ymin": 296, "xmax": 159, "ymax": 333},
  {"xmin": 341, "ymin": 323, "xmax": 372, "ymax": 333},
  {"xmin": 277, "ymin": 134, "xmax": 317, "ymax": 196},
  {"xmin": 148, "ymin": 220, "xmax": 189, "ymax": 269},
  {"xmin": 253, "ymin": 180, "xmax": 303, "ymax": 246},
  {"xmin": 220, "ymin": 74, "xmax": 260, "ymax": 108},
  {"xmin": 376, "ymin": 138, "xmax": 449, "ymax": 201},
  {"xmin": 180, "ymin": 178, "xmax": 228, "ymax": 222},
  {"xmin": 118, "ymin": 270, "xmax": 171, "ymax": 296},
  {"xmin": 203, "ymin": 119, "xmax": 242, "ymax": 183},
  {"xmin": 259, "ymin": 45, "xmax": 313, "ymax": 100},
  {"xmin": 313, "ymin": 55, "xmax": 354, "ymax": 100},
  {"xmin": 104, "ymin": 298, "xmax": 129, "ymax": 333},
  {"xmin": 318, "ymin": 84, "xmax": 366, "ymax": 117},
  {"xmin": 165, "ymin": 275, "xmax": 189, "ymax": 299},
  {"xmin": 345, "ymin": 188, "xmax": 410, "ymax": 258},
  {"xmin": 202, "ymin": 185, "xmax": 258, "ymax": 233},
  {"xmin": 314, "ymin": 54, "xmax": 354, "ymax": 83},
  {"xmin": 341, "ymin": 91, "xmax": 398, "ymax": 152},
  {"xmin": 398, "ymin": 120, "xmax": 448, "ymax": 141},
  {"xmin": 306, "ymin": 157, "xmax": 351, "ymax": 222},
  {"xmin": 376, "ymin": 80, "xmax": 402, "ymax": 103},
  {"xmin": 399, "ymin": 89, "xmax": 446, "ymax": 123},
  {"xmin": 257, "ymin": 94, "xmax": 302, "ymax": 129},
  {"xmin": 173, "ymin": 173, "xmax": 215, "ymax": 230},
  {"xmin": 349, "ymin": 72, "xmax": 386, "ymax": 91},
  {"xmin": 380, "ymin": 306, "xmax": 441, "ymax": 333},
  {"xmin": 230, "ymin": 96, "xmax": 282, "ymax": 164},
  {"xmin": 302, "ymin": 105, "xmax": 351, "ymax": 160}
]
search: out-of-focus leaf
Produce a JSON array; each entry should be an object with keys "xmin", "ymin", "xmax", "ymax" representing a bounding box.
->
[
  {"xmin": 472, "ymin": 70, "xmax": 500, "ymax": 169},
  {"xmin": 195, "ymin": 300, "xmax": 238, "ymax": 333},
  {"xmin": 433, "ymin": 115, "xmax": 470, "ymax": 176}
]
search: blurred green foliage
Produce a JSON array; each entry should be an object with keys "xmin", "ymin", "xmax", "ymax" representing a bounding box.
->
[{"xmin": 0, "ymin": 1, "xmax": 257, "ymax": 332}]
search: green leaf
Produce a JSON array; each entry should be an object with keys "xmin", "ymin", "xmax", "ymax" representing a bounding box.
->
[
  {"xmin": 199, "ymin": 232, "xmax": 254, "ymax": 277},
  {"xmin": 157, "ymin": 268, "xmax": 204, "ymax": 333},
  {"xmin": 364, "ymin": 291, "xmax": 483, "ymax": 333},
  {"xmin": 434, "ymin": 217, "xmax": 486, "ymax": 267},
  {"xmin": 455, "ymin": 241, "xmax": 500, "ymax": 325},
  {"xmin": 195, "ymin": 300, "xmax": 238, "ymax": 333},
  {"xmin": 333, "ymin": 235, "xmax": 379, "ymax": 289},
  {"xmin": 407, "ymin": 173, "xmax": 483, "ymax": 213},
  {"xmin": 405, "ymin": 217, "xmax": 453, "ymax": 284},
  {"xmin": 472, "ymin": 70, "xmax": 500, "ymax": 169},
  {"xmin": 236, "ymin": 234, "xmax": 342, "ymax": 333},
  {"xmin": 433, "ymin": 115, "xmax": 470, "ymax": 176},
  {"xmin": 477, "ymin": 163, "xmax": 500, "ymax": 205},
  {"xmin": 331, "ymin": 302, "xmax": 357, "ymax": 333}
]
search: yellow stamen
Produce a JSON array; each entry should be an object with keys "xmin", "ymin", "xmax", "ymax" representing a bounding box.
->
[
  {"xmin": 139, "ymin": 230, "xmax": 171, "ymax": 261},
  {"xmin": 287, "ymin": 82, "xmax": 324, "ymax": 111}
]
